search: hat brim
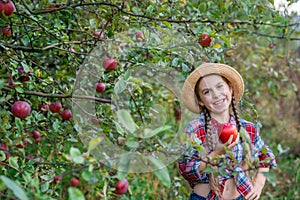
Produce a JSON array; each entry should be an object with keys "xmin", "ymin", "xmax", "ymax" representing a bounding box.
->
[{"xmin": 182, "ymin": 63, "xmax": 244, "ymax": 114}]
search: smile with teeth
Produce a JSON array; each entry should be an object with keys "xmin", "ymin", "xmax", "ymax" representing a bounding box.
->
[{"xmin": 214, "ymin": 99, "xmax": 225, "ymax": 105}]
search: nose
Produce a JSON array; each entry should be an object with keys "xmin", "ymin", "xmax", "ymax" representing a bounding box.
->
[{"xmin": 211, "ymin": 89, "xmax": 220, "ymax": 98}]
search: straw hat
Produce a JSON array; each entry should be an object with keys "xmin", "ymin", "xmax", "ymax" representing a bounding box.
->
[{"xmin": 182, "ymin": 63, "xmax": 244, "ymax": 114}]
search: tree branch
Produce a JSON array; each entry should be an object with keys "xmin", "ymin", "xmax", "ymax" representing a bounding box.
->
[{"xmin": 2, "ymin": 87, "xmax": 111, "ymax": 103}]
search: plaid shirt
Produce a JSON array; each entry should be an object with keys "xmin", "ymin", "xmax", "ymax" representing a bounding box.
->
[{"xmin": 178, "ymin": 113, "xmax": 277, "ymax": 199}]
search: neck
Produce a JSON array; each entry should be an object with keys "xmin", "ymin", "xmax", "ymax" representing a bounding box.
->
[{"xmin": 210, "ymin": 112, "xmax": 230, "ymax": 123}]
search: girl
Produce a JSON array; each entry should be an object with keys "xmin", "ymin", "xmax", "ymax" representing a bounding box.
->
[{"xmin": 178, "ymin": 63, "xmax": 277, "ymax": 200}]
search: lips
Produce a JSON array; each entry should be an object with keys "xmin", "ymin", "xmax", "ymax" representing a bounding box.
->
[{"xmin": 214, "ymin": 99, "xmax": 225, "ymax": 105}]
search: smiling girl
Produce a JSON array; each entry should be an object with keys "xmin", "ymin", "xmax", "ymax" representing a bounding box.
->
[{"xmin": 178, "ymin": 63, "xmax": 277, "ymax": 200}]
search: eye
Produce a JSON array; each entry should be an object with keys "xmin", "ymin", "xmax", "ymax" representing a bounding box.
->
[
  {"xmin": 217, "ymin": 84, "xmax": 224, "ymax": 88},
  {"xmin": 203, "ymin": 90, "xmax": 209, "ymax": 95}
]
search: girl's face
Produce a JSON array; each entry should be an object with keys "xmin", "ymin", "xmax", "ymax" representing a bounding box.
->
[{"xmin": 197, "ymin": 74, "xmax": 233, "ymax": 117}]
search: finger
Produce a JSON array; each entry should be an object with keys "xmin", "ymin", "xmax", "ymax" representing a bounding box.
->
[
  {"xmin": 226, "ymin": 135, "xmax": 233, "ymax": 145},
  {"xmin": 235, "ymin": 132, "xmax": 240, "ymax": 144}
]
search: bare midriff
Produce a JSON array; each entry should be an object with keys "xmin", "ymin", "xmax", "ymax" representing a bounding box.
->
[{"xmin": 193, "ymin": 178, "xmax": 240, "ymax": 199}]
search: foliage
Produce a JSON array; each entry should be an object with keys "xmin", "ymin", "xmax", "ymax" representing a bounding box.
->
[{"xmin": 0, "ymin": 0, "xmax": 299, "ymax": 199}]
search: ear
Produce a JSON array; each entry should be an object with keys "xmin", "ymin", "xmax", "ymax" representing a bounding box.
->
[{"xmin": 198, "ymin": 100, "xmax": 204, "ymax": 107}]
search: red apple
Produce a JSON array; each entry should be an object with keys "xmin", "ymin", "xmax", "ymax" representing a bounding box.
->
[
  {"xmin": 38, "ymin": 103, "xmax": 49, "ymax": 112},
  {"xmin": 49, "ymin": 102, "xmax": 62, "ymax": 113},
  {"xmin": 113, "ymin": 178, "xmax": 129, "ymax": 195},
  {"xmin": 16, "ymin": 140, "xmax": 27, "ymax": 149},
  {"xmin": 32, "ymin": 130, "xmax": 41, "ymax": 139},
  {"xmin": 70, "ymin": 177, "xmax": 80, "ymax": 187},
  {"xmin": 5, "ymin": 152, "xmax": 11, "ymax": 161},
  {"xmin": 95, "ymin": 82, "xmax": 106, "ymax": 93},
  {"xmin": 268, "ymin": 42, "xmax": 275, "ymax": 49},
  {"xmin": 7, "ymin": 77, "xmax": 16, "ymax": 87},
  {"xmin": 2, "ymin": 27, "xmax": 12, "ymax": 36},
  {"xmin": 11, "ymin": 101, "xmax": 31, "ymax": 118},
  {"xmin": 102, "ymin": 58, "xmax": 117, "ymax": 71},
  {"xmin": 117, "ymin": 138, "xmax": 123, "ymax": 146},
  {"xmin": 0, "ymin": 143, "xmax": 9, "ymax": 151},
  {"xmin": 53, "ymin": 175, "xmax": 63, "ymax": 183},
  {"xmin": 174, "ymin": 108, "xmax": 181, "ymax": 121},
  {"xmin": 92, "ymin": 31, "xmax": 101, "ymax": 38},
  {"xmin": 198, "ymin": 33, "xmax": 212, "ymax": 47},
  {"xmin": 136, "ymin": 30, "xmax": 144, "ymax": 41},
  {"xmin": 34, "ymin": 136, "xmax": 42, "ymax": 143},
  {"xmin": 61, "ymin": 109, "xmax": 72, "ymax": 120},
  {"xmin": 0, "ymin": 0, "xmax": 15, "ymax": 17},
  {"xmin": 219, "ymin": 123, "xmax": 238, "ymax": 144}
]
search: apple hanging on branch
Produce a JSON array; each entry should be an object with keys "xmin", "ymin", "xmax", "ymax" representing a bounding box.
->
[
  {"xmin": 11, "ymin": 101, "xmax": 31, "ymax": 118},
  {"xmin": 102, "ymin": 58, "xmax": 117, "ymax": 71},
  {"xmin": 0, "ymin": 0, "xmax": 15, "ymax": 18},
  {"xmin": 112, "ymin": 178, "xmax": 129, "ymax": 195},
  {"xmin": 219, "ymin": 123, "xmax": 238, "ymax": 144},
  {"xmin": 198, "ymin": 33, "xmax": 212, "ymax": 47}
]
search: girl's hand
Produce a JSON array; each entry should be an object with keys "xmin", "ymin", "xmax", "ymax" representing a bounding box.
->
[
  {"xmin": 245, "ymin": 168, "xmax": 269, "ymax": 200},
  {"xmin": 244, "ymin": 183, "xmax": 264, "ymax": 200},
  {"xmin": 214, "ymin": 133, "xmax": 239, "ymax": 155}
]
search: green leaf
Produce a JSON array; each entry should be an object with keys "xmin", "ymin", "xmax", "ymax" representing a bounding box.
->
[
  {"xmin": 15, "ymin": 118, "xmax": 23, "ymax": 133},
  {"xmin": 0, "ymin": 79, "xmax": 5, "ymax": 90},
  {"xmin": 125, "ymin": 140, "xmax": 139, "ymax": 149},
  {"xmin": 70, "ymin": 147, "xmax": 84, "ymax": 164},
  {"xmin": 147, "ymin": 157, "xmax": 171, "ymax": 187},
  {"xmin": 8, "ymin": 157, "xmax": 19, "ymax": 170},
  {"xmin": 0, "ymin": 151, "xmax": 6, "ymax": 162},
  {"xmin": 15, "ymin": 86, "xmax": 24, "ymax": 93},
  {"xmin": 114, "ymin": 79, "xmax": 127, "ymax": 94},
  {"xmin": 116, "ymin": 109, "xmax": 138, "ymax": 133},
  {"xmin": 68, "ymin": 187, "xmax": 85, "ymax": 200},
  {"xmin": 0, "ymin": 176, "xmax": 29, "ymax": 200},
  {"xmin": 143, "ymin": 125, "xmax": 171, "ymax": 138},
  {"xmin": 81, "ymin": 169, "xmax": 93, "ymax": 181},
  {"xmin": 88, "ymin": 137, "xmax": 103, "ymax": 152}
]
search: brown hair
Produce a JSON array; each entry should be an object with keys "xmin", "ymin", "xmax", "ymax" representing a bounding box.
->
[{"xmin": 194, "ymin": 75, "xmax": 243, "ymax": 196}]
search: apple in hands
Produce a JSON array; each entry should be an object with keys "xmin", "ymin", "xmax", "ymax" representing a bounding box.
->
[{"xmin": 219, "ymin": 123, "xmax": 238, "ymax": 144}]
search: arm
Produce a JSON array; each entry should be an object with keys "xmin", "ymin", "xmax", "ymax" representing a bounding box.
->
[
  {"xmin": 244, "ymin": 122, "xmax": 277, "ymax": 200},
  {"xmin": 245, "ymin": 167, "xmax": 269, "ymax": 200}
]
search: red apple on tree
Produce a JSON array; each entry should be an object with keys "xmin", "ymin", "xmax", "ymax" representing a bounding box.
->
[
  {"xmin": 136, "ymin": 30, "xmax": 144, "ymax": 41},
  {"xmin": 7, "ymin": 77, "xmax": 16, "ymax": 87},
  {"xmin": 16, "ymin": 140, "xmax": 28, "ymax": 149},
  {"xmin": 0, "ymin": 0, "xmax": 15, "ymax": 18},
  {"xmin": 70, "ymin": 177, "xmax": 80, "ymax": 187},
  {"xmin": 219, "ymin": 123, "xmax": 238, "ymax": 144},
  {"xmin": 0, "ymin": 143, "xmax": 9, "ymax": 151},
  {"xmin": 174, "ymin": 107, "xmax": 181, "ymax": 121},
  {"xmin": 53, "ymin": 175, "xmax": 63, "ymax": 184},
  {"xmin": 102, "ymin": 58, "xmax": 117, "ymax": 71},
  {"xmin": 38, "ymin": 103, "xmax": 49, "ymax": 112},
  {"xmin": 49, "ymin": 102, "xmax": 62, "ymax": 113},
  {"xmin": 2, "ymin": 27, "xmax": 12, "ymax": 36},
  {"xmin": 61, "ymin": 109, "xmax": 72, "ymax": 120},
  {"xmin": 32, "ymin": 130, "xmax": 41, "ymax": 139},
  {"xmin": 95, "ymin": 82, "xmax": 106, "ymax": 93},
  {"xmin": 11, "ymin": 101, "xmax": 31, "ymax": 118},
  {"xmin": 198, "ymin": 33, "xmax": 212, "ymax": 47},
  {"xmin": 113, "ymin": 178, "xmax": 129, "ymax": 195}
]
